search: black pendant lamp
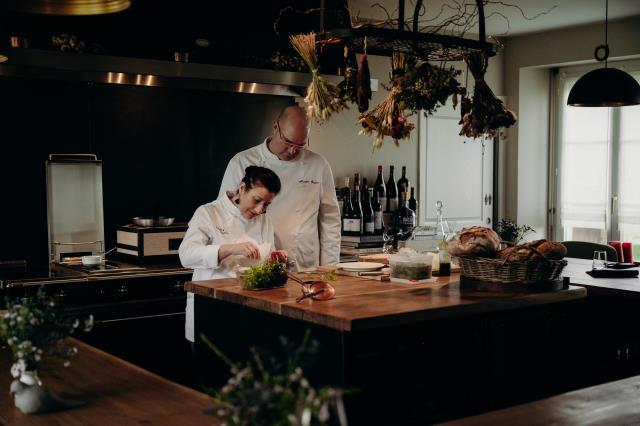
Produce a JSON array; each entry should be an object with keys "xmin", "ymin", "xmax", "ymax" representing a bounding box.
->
[{"xmin": 567, "ymin": 0, "xmax": 640, "ymax": 107}]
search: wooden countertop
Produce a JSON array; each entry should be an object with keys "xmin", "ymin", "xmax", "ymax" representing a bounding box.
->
[
  {"xmin": 562, "ymin": 257, "xmax": 640, "ymax": 297},
  {"xmin": 185, "ymin": 273, "xmax": 587, "ymax": 332},
  {"xmin": 0, "ymin": 338, "xmax": 216, "ymax": 426},
  {"xmin": 443, "ymin": 374, "xmax": 640, "ymax": 425}
]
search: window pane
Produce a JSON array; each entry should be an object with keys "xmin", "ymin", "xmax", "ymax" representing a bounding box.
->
[
  {"xmin": 618, "ymin": 82, "xmax": 640, "ymax": 258},
  {"xmin": 559, "ymin": 79, "xmax": 610, "ymax": 243}
]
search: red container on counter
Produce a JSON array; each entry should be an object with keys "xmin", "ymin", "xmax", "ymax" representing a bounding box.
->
[
  {"xmin": 609, "ymin": 241, "xmax": 623, "ymax": 262},
  {"xmin": 622, "ymin": 242, "xmax": 633, "ymax": 263}
]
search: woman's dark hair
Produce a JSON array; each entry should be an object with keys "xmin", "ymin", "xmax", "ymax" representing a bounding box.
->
[{"xmin": 242, "ymin": 166, "xmax": 281, "ymax": 194}]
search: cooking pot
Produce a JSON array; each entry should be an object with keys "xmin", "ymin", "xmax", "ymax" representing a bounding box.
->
[
  {"xmin": 133, "ymin": 217, "xmax": 154, "ymax": 227},
  {"xmin": 157, "ymin": 216, "xmax": 175, "ymax": 226}
]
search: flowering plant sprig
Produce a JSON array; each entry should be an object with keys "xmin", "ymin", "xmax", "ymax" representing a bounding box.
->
[
  {"xmin": 0, "ymin": 289, "xmax": 93, "ymax": 380},
  {"xmin": 201, "ymin": 330, "xmax": 346, "ymax": 426}
]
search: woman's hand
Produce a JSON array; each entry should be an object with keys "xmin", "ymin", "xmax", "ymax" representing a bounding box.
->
[
  {"xmin": 270, "ymin": 250, "xmax": 288, "ymax": 263},
  {"xmin": 219, "ymin": 242, "xmax": 261, "ymax": 261}
]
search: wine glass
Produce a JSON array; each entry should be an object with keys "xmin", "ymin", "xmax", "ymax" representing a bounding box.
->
[{"xmin": 592, "ymin": 251, "xmax": 607, "ymax": 270}]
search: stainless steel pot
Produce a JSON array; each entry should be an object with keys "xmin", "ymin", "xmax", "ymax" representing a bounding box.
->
[
  {"xmin": 157, "ymin": 217, "xmax": 175, "ymax": 226},
  {"xmin": 133, "ymin": 217, "xmax": 154, "ymax": 227}
]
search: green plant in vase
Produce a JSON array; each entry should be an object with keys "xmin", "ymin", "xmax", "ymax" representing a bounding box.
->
[
  {"xmin": 0, "ymin": 289, "xmax": 93, "ymax": 414},
  {"xmin": 201, "ymin": 330, "xmax": 347, "ymax": 425}
]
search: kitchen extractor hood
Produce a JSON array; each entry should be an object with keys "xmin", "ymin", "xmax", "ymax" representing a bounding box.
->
[{"xmin": 0, "ymin": 48, "xmax": 377, "ymax": 96}]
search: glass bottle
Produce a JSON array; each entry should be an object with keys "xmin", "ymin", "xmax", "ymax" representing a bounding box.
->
[
  {"xmin": 371, "ymin": 187, "xmax": 384, "ymax": 235},
  {"xmin": 341, "ymin": 188, "xmax": 354, "ymax": 236},
  {"xmin": 352, "ymin": 179, "xmax": 363, "ymax": 235},
  {"xmin": 362, "ymin": 187, "xmax": 374, "ymax": 235},
  {"xmin": 394, "ymin": 191, "xmax": 415, "ymax": 235},
  {"xmin": 386, "ymin": 165, "xmax": 397, "ymax": 213},
  {"xmin": 397, "ymin": 166, "xmax": 409, "ymax": 198},
  {"xmin": 434, "ymin": 201, "xmax": 451, "ymax": 276},
  {"xmin": 408, "ymin": 186, "xmax": 417, "ymax": 216},
  {"xmin": 373, "ymin": 165, "xmax": 386, "ymax": 213}
]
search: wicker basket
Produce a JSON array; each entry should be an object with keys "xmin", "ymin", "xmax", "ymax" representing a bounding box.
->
[{"xmin": 453, "ymin": 256, "xmax": 567, "ymax": 284}]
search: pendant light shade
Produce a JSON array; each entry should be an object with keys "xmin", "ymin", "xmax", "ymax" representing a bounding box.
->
[
  {"xmin": 567, "ymin": 0, "xmax": 640, "ymax": 107},
  {"xmin": 5, "ymin": 0, "xmax": 131, "ymax": 15},
  {"xmin": 568, "ymin": 67, "xmax": 640, "ymax": 107}
]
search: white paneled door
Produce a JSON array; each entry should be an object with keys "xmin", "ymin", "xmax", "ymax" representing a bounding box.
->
[{"xmin": 418, "ymin": 105, "xmax": 494, "ymax": 231}]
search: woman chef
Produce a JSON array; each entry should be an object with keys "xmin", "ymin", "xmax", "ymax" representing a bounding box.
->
[{"xmin": 179, "ymin": 165, "xmax": 283, "ymax": 344}]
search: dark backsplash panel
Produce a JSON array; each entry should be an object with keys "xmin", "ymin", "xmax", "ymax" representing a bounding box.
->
[{"xmin": 0, "ymin": 76, "xmax": 292, "ymax": 266}]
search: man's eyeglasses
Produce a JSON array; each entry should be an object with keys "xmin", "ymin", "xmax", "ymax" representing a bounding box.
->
[{"xmin": 276, "ymin": 119, "xmax": 309, "ymax": 151}]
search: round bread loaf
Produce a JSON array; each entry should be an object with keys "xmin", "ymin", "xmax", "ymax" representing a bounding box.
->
[
  {"xmin": 446, "ymin": 226, "xmax": 501, "ymax": 257},
  {"xmin": 535, "ymin": 241, "xmax": 567, "ymax": 260},
  {"xmin": 497, "ymin": 245, "xmax": 535, "ymax": 262}
]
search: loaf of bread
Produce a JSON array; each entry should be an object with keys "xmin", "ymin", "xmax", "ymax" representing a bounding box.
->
[
  {"xmin": 535, "ymin": 241, "xmax": 567, "ymax": 260},
  {"xmin": 446, "ymin": 226, "xmax": 502, "ymax": 257},
  {"xmin": 498, "ymin": 239, "xmax": 567, "ymax": 262},
  {"xmin": 497, "ymin": 246, "xmax": 534, "ymax": 262}
]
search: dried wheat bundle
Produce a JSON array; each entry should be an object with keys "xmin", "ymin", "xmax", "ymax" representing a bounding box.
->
[{"xmin": 290, "ymin": 33, "xmax": 347, "ymax": 124}]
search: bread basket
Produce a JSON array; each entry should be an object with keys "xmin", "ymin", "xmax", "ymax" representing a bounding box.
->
[{"xmin": 453, "ymin": 255, "xmax": 567, "ymax": 284}]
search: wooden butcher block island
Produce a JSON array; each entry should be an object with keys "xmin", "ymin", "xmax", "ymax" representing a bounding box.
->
[{"xmin": 186, "ymin": 273, "xmax": 586, "ymax": 424}]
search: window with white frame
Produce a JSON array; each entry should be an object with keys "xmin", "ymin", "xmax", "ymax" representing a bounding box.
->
[{"xmin": 553, "ymin": 62, "xmax": 640, "ymax": 259}]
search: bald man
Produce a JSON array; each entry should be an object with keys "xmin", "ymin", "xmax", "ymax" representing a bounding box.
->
[{"xmin": 218, "ymin": 105, "xmax": 341, "ymax": 270}]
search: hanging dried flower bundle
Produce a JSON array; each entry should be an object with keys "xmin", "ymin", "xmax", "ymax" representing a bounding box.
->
[
  {"xmin": 290, "ymin": 33, "xmax": 347, "ymax": 124},
  {"xmin": 459, "ymin": 51, "xmax": 517, "ymax": 139},
  {"xmin": 394, "ymin": 56, "xmax": 463, "ymax": 115},
  {"xmin": 356, "ymin": 38, "xmax": 372, "ymax": 113},
  {"xmin": 338, "ymin": 44, "xmax": 358, "ymax": 105},
  {"xmin": 358, "ymin": 52, "xmax": 415, "ymax": 150}
]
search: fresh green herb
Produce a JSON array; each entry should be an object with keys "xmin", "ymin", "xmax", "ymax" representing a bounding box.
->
[
  {"xmin": 240, "ymin": 261, "xmax": 287, "ymax": 290},
  {"xmin": 496, "ymin": 219, "xmax": 535, "ymax": 245}
]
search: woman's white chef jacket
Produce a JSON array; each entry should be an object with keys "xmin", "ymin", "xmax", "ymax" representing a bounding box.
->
[
  {"xmin": 218, "ymin": 139, "xmax": 341, "ymax": 271},
  {"xmin": 179, "ymin": 193, "xmax": 275, "ymax": 342}
]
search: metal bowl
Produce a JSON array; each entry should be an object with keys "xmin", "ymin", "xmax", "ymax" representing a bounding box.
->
[
  {"xmin": 157, "ymin": 216, "xmax": 175, "ymax": 226},
  {"xmin": 133, "ymin": 217, "xmax": 154, "ymax": 227}
]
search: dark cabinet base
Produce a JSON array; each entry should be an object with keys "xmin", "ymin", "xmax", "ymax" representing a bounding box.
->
[{"xmin": 194, "ymin": 296, "xmax": 585, "ymax": 424}]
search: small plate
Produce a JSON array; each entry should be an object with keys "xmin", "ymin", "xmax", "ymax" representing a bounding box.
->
[{"xmin": 336, "ymin": 262, "xmax": 385, "ymax": 272}]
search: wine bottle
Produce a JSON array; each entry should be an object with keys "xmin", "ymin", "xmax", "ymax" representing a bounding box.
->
[
  {"xmin": 362, "ymin": 187, "xmax": 375, "ymax": 235},
  {"xmin": 340, "ymin": 176, "xmax": 351, "ymax": 206},
  {"xmin": 361, "ymin": 177, "xmax": 368, "ymax": 204},
  {"xmin": 352, "ymin": 179, "xmax": 363, "ymax": 235},
  {"xmin": 373, "ymin": 165, "xmax": 386, "ymax": 214},
  {"xmin": 370, "ymin": 187, "xmax": 384, "ymax": 235},
  {"xmin": 408, "ymin": 186, "xmax": 417, "ymax": 215},
  {"xmin": 386, "ymin": 165, "xmax": 397, "ymax": 213},
  {"xmin": 397, "ymin": 166, "xmax": 409, "ymax": 197},
  {"xmin": 394, "ymin": 191, "xmax": 415, "ymax": 234},
  {"xmin": 352, "ymin": 173, "xmax": 360, "ymax": 207},
  {"xmin": 341, "ymin": 188, "xmax": 354, "ymax": 236}
]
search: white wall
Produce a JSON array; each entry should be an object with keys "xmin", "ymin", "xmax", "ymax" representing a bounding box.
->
[
  {"xmin": 310, "ymin": 51, "xmax": 504, "ymax": 205},
  {"xmin": 516, "ymin": 67, "xmax": 550, "ymax": 237},
  {"xmin": 502, "ymin": 16, "xmax": 640, "ymax": 237}
]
